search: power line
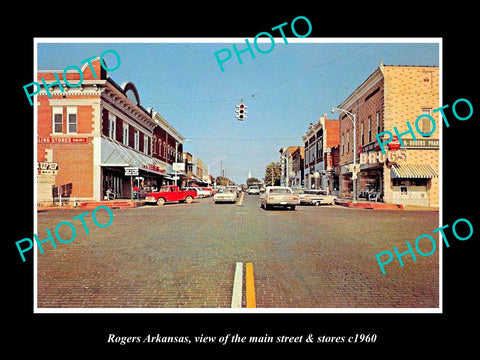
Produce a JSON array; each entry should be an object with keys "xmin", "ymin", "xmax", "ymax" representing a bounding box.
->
[{"xmin": 147, "ymin": 44, "xmax": 372, "ymax": 106}]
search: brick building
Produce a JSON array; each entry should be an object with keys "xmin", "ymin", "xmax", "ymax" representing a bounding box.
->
[
  {"xmin": 279, "ymin": 146, "xmax": 302, "ymax": 187},
  {"xmin": 36, "ymin": 57, "xmax": 185, "ymax": 204},
  {"xmin": 336, "ymin": 62, "xmax": 439, "ymax": 207},
  {"xmin": 302, "ymin": 114, "xmax": 340, "ymax": 192}
]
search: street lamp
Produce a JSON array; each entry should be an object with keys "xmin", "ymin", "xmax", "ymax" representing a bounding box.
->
[{"xmin": 331, "ymin": 107, "xmax": 358, "ymax": 203}]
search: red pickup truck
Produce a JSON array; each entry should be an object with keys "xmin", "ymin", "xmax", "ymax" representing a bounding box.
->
[{"xmin": 145, "ymin": 185, "xmax": 197, "ymax": 206}]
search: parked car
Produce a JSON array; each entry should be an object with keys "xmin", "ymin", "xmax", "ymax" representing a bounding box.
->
[
  {"xmin": 298, "ymin": 189, "xmax": 336, "ymax": 205},
  {"xmin": 183, "ymin": 187, "xmax": 210, "ymax": 198},
  {"xmin": 247, "ymin": 185, "xmax": 260, "ymax": 195},
  {"xmin": 145, "ymin": 185, "xmax": 197, "ymax": 206},
  {"xmin": 260, "ymin": 186, "xmax": 299, "ymax": 210},
  {"xmin": 200, "ymin": 187, "xmax": 213, "ymax": 197},
  {"xmin": 213, "ymin": 188, "xmax": 237, "ymax": 204}
]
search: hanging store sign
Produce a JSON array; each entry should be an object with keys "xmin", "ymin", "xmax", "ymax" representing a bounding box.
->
[
  {"xmin": 125, "ymin": 167, "xmax": 139, "ymax": 176},
  {"xmin": 359, "ymin": 149, "xmax": 407, "ymax": 165}
]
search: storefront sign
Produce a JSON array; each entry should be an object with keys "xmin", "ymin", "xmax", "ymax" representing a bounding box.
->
[
  {"xmin": 359, "ymin": 149, "xmax": 407, "ymax": 165},
  {"xmin": 38, "ymin": 137, "xmax": 88, "ymax": 143},
  {"xmin": 402, "ymin": 139, "xmax": 439, "ymax": 149},
  {"xmin": 172, "ymin": 162, "xmax": 185, "ymax": 171},
  {"xmin": 141, "ymin": 163, "xmax": 165, "ymax": 174}
]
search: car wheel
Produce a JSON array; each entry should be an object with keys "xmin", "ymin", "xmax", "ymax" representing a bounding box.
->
[
  {"xmin": 290, "ymin": 206, "xmax": 296, "ymax": 210},
  {"xmin": 156, "ymin": 198, "xmax": 165, "ymax": 206},
  {"xmin": 185, "ymin": 196, "xmax": 193, "ymax": 204},
  {"xmin": 314, "ymin": 201, "xmax": 320, "ymax": 206},
  {"xmin": 265, "ymin": 204, "xmax": 271, "ymax": 210}
]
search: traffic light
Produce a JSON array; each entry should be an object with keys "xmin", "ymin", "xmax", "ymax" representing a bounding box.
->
[{"xmin": 235, "ymin": 102, "xmax": 247, "ymax": 121}]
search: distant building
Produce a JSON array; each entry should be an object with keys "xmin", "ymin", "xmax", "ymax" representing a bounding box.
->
[
  {"xmin": 302, "ymin": 114, "xmax": 340, "ymax": 191},
  {"xmin": 279, "ymin": 146, "xmax": 302, "ymax": 187}
]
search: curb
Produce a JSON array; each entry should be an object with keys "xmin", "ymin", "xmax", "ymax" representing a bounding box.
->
[{"xmin": 335, "ymin": 199, "xmax": 439, "ymax": 211}]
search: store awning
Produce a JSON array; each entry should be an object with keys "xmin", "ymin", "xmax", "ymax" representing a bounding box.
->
[
  {"xmin": 390, "ymin": 164, "xmax": 438, "ymax": 179},
  {"xmin": 100, "ymin": 137, "xmax": 167, "ymax": 176}
]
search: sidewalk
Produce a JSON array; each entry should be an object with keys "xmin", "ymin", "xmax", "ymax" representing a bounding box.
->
[
  {"xmin": 335, "ymin": 198, "xmax": 439, "ymax": 211},
  {"xmin": 37, "ymin": 199, "xmax": 146, "ymax": 211}
]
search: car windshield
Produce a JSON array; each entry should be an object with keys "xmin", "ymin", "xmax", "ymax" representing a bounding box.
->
[
  {"xmin": 219, "ymin": 189, "xmax": 234, "ymax": 193},
  {"xmin": 269, "ymin": 188, "xmax": 291, "ymax": 194}
]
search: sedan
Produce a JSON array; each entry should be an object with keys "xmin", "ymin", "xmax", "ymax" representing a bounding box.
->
[
  {"xmin": 260, "ymin": 186, "xmax": 299, "ymax": 210},
  {"xmin": 213, "ymin": 188, "xmax": 237, "ymax": 204},
  {"xmin": 298, "ymin": 189, "xmax": 336, "ymax": 205}
]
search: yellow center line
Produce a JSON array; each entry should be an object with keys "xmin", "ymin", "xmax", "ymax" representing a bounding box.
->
[
  {"xmin": 237, "ymin": 192, "xmax": 245, "ymax": 206},
  {"xmin": 246, "ymin": 262, "xmax": 256, "ymax": 308}
]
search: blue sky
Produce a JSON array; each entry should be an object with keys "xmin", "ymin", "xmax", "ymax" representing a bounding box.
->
[{"xmin": 37, "ymin": 39, "xmax": 439, "ymax": 183}]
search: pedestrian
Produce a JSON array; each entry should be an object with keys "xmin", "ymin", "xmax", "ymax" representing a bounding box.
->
[{"xmin": 133, "ymin": 185, "xmax": 140, "ymax": 200}]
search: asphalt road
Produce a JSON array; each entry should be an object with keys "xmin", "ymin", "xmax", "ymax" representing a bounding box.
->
[{"xmin": 36, "ymin": 193, "xmax": 440, "ymax": 310}]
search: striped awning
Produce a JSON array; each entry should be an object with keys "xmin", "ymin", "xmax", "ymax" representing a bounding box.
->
[{"xmin": 391, "ymin": 164, "xmax": 438, "ymax": 179}]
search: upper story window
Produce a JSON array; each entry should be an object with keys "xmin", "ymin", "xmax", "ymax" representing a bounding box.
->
[
  {"xmin": 67, "ymin": 106, "xmax": 77, "ymax": 133},
  {"xmin": 419, "ymin": 108, "xmax": 433, "ymax": 137},
  {"xmin": 134, "ymin": 130, "xmax": 139, "ymax": 150},
  {"xmin": 368, "ymin": 117, "xmax": 372, "ymax": 143},
  {"xmin": 376, "ymin": 112, "xmax": 381, "ymax": 135},
  {"xmin": 143, "ymin": 136, "xmax": 149, "ymax": 155},
  {"xmin": 108, "ymin": 113, "xmax": 116, "ymax": 139},
  {"xmin": 123, "ymin": 122, "xmax": 129, "ymax": 145},
  {"xmin": 52, "ymin": 107, "xmax": 63, "ymax": 134},
  {"xmin": 346, "ymin": 131, "xmax": 350, "ymax": 153}
]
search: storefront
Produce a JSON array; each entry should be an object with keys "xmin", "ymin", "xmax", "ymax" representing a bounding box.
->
[
  {"xmin": 100, "ymin": 137, "xmax": 170, "ymax": 199},
  {"xmin": 389, "ymin": 164, "xmax": 438, "ymax": 207},
  {"xmin": 341, "ymin": 148, "xmax": 438, "ymax": 206}
]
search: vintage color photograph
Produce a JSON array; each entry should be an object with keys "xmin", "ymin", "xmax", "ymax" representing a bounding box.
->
[{"xmin": 32, "ymin": 39, "xmax": 441, "ymax": 311}]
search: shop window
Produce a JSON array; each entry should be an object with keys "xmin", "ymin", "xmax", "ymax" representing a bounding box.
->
[
  {"xmin": 393, "ymin": 179, "xmax": 428, "ymax": 186},
  {"xmin": 52, "ymin": 106, "xmax": 63, "ymax": 134},
  {"xmin": 67, "ymin": 106, "xmax": 77, "ymax": 133}
]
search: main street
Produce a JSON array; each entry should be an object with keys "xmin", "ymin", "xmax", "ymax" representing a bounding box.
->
[{"xmin": 36, "ymin": 194, "xmax": 439, "ymax": 309}]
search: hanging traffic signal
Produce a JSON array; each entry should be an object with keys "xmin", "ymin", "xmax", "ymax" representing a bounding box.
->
[{"xmin": 235, "ymin": 102, "xmax": 247, "ymax": 121}]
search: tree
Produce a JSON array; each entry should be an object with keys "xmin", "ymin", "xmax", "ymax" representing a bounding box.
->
[
  {"xmin": 215, "ymin": 176, "xmax": 232, "ymax": 186},
  {"xmin": 264, "ymin": 162, "xmax": 281, "ymax": 186},
  {"xmin": 246, "ymin": 177, "xmax": 262, "ymax": 187}
]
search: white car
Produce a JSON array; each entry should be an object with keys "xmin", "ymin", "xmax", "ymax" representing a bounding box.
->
[
  {"xmin": 184, "ymin": 187, "xmax": 210, "ymax": 198},
  {"xmin": 200, "ymin": 187, "xmax": 213, "ymax": 197},
  {"xmin": 298, "ymin": 189, "xmax": 336, "ymax": 205},
  {"xmin": 247, "ymin": 186, "xmax": 260, "ymax": 195},
  {"xmin": 213, "ymin": 188, "xmax": 237, "ymax": 204},
  {"xmin": 260, "ymin": 186, "xmax": 299, "ymax": 210}
]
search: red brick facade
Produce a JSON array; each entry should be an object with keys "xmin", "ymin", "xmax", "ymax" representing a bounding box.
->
[{"xmin": 36, "ymin": 57, "xmax": 185, "ymax": 204}]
